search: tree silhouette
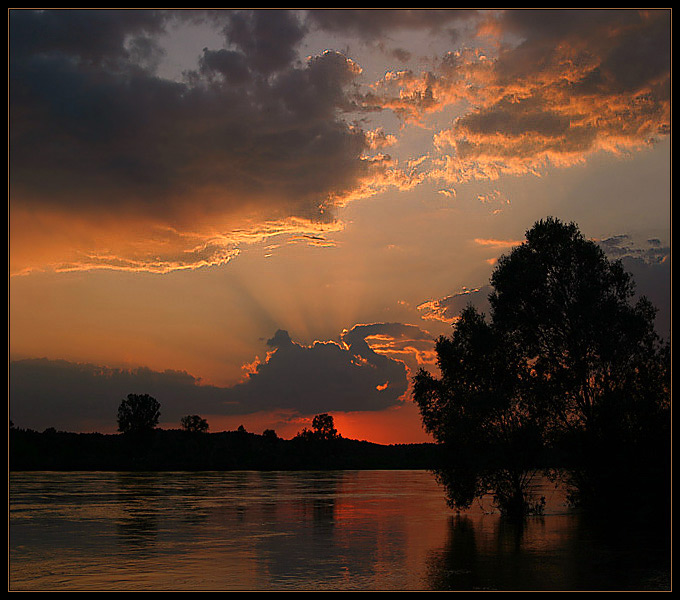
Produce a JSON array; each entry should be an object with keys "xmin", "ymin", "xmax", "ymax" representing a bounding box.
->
[
  {"xmin": 117, "ymin": 393, "xmax": 161, "ymax": 435},
  {"xmin": 490, "ymin": 218, "xmax": 669, "ymax": 510},
  {"xmin": 180, "ymin": 414, "xmax": 209, "ymax": 433},
  {"xmin": 414, "ymin": 306, "xmax": 545, "ymax": 518},
  {"xmin": 262, "ymin": 428, "xmax": 279, "ymax": 441},
  {"xmin": 414, "ymin": 218, "xmax": 670, "ymax": 517},
  {"xmin": 312, "ymin": 413, "xmax": 338, "ymax": 440},
  {"xmin": 294, "ymin": 413, "xmax": 340, "ymax": 443}
]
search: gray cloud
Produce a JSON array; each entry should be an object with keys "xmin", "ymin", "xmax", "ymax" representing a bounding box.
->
[
  {"xmin": 10, "ymin": 324, "xmax": 421, "ymax": 432},
  {"xmin": 494, "ymin": 10, "xmax": 670, "ymax": 90},
  {"xmin": 220, "ymin": 9, "xmax": 307, "ymax": 74},
  {"xmin": 9, "ymin": 9, "xmax": 369, "ymax": 226},
  {"xmin": 597, "ymin": 236, "xmax": 671, "ymax": 339},
  {"xmin": 306, "ymin": 9, "xmax": 478, "ymax": 39},
  {"xmin": 9, "ymin": 9, "xmax": 166, "ymax": 66},
  {"xmin": 223, "ymin": 327, "xmax": 410, "ymax": 415},
  {"xmin": 9, "ymin": 358, "xmax": 232, "ymax": 432}
]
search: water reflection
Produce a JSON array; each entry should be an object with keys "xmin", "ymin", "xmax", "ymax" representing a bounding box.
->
[
  {"xmin": 9, "ymin": 471, "xmax": 670, "ymax": 591},
  {"xmin": 115, "ymin": 474, "xmax": 162, "ymax": 555},
  {"xmin": 426, "ymin": 510, "xmax": 671, "ymax": 591},
  {"xmin": 246, "ymin": 471, "xmax": 395, "ymax": 589}
]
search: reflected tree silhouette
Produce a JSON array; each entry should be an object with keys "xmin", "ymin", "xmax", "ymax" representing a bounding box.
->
[
  {"xmin": 115, "ymin": 473, "xmax": 162, "ymax": 554},
  {"xmin": 426, "ymin": 516, "xmax": 482, "ymax": 590}
]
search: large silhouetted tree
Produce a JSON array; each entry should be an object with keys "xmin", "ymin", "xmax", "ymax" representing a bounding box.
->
[
  {"xmin": 117, "ymin": 393, "xmax": 161, "ymax": 435},
  {"xmin": 490, "ymin": 218, "xmax": 669, "ymax": 510},
  {"xmin": 415, "ymin": 217, "xmax": 670, "ymax": 517}
]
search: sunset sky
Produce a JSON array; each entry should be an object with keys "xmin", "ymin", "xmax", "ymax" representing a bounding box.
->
[{"xmin": 9, "ymin": 9, "xmax": 671, "ymax": 443}]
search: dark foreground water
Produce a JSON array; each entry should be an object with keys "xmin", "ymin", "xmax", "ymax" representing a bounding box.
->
[{"xmin": 9, "ymin": 470, "xmax": 670, "ymax": 591}]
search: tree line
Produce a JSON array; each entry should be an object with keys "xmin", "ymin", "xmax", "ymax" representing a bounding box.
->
[
  {"xmin": 116, "ymin": 392, "xmax": 339, "ymax": 443},
  {"xmin": 10, "ymin": 409, "xmax": 442, "ymax": 472}
]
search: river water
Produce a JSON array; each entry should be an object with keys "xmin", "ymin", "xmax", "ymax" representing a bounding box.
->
[{"xmin": 9, "ymin": 470, "xmax": 670, "ymax": 591}]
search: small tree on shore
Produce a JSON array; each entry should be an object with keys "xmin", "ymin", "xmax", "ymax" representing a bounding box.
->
[
  {"xmin": 312, "ymin": 413, "xmax": 338, "ymax": 440},
  {"xmin": 117, "ymin": 393, "xmax": 161, "ymax": 435},
  {"xmin": 295, "ymin": 413, "xmax": 340, "ymax": 442},
  {"xmin": 180, "ymin": 414, "xmax": 209, "ymax": 433}
]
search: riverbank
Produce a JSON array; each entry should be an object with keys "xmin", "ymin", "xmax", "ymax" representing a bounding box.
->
[{"xmin": 9, "ymin": 426, "xmax": 444, "ymax": 472}]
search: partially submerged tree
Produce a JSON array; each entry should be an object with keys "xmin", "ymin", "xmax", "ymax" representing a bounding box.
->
[
  {"xmin": 415, "ymin": 218, "xmax": 670, "ymax": 517},
  {"xmin": 490, "ymin": 218, "xmax": 669, "ymax": 510},
  {"xmin": 117, "ymin": 393, "xmax": 161, "ymax": 435},
  {"xmin": 414, "ymin": 306, "xmax": 545, "ymax": 518}
]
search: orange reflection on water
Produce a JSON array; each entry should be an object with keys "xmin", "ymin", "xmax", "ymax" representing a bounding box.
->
[{"xmin": 10, "ymin": 471, "xmax": 670, "ymax": 591}]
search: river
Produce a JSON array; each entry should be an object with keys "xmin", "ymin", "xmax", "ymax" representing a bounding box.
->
[{"xmin": 9, "ymin": 470, "xmax": 670, "ymax": 591}]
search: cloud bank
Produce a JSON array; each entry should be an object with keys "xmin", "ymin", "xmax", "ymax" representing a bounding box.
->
[
  {"xmin": 10, "ymin": 9, "xmax": 670, "ymax": 275},
  {"xmin": 10, "ymin": 322, "xmax": 434, "ymax": 432},
  {"xmin": 10, "ymin": 10, "xmax": 388, "ymax": 275}
]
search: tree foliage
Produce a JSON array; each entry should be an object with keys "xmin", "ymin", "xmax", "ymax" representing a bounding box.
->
[
  {"xmin": 489, "ymin": 218, "xmax": 667, "ymax": 443},
  {"xmin": 414, "ymin": 306, "xmax": 545, "ymax": 518},
  {"xmin": 295, "ymin": 413, "xmax": 340, "ymax": 442},
  {"xmin": 180, "ymin": 414, "xmax": 209, "ymax": 433},
  {"xmin": 414, "ymin": 218, "xmax": 670, "ymax": 518},
  {"xmin": 312, "ymin": 413, "xmax": 339, "ymax": 440},
  {"xmin": 117, "ymin": 393, "xmax": 161, "ymax": 435}
]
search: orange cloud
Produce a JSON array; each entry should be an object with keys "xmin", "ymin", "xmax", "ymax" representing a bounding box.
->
[
  {"xmin": 9, "ymin": 10, "xmax": 670, "ymax": 278},
  {"xmin": 473, "ymin": 238, "xmax": 522, "ymax": 249},
  {"xmin": 9, "ymin": 205, "xmax": 347, "ymax": 277},
  {"xmin": 362, "ymin": 11, "xmax": 669, "ymax": 185},
  {"xmin": 344, "ymin": 322, "xmax": 438, "ymax": 376},
  {"xmin": 417, "ymin": 286, "xmax": 492, "ymax": 326},
  {"xmin": 10, "ymin": 12, "xmax": 418, "ymax": 277}
]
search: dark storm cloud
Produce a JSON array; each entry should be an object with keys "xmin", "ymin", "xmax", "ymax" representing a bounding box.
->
[
  {"xmin": 496, "ymin": 9, "xmax": 670, "ymax": 94},
  {"xmin": 9, "ymin": 9, "xmax": 369, "ymax": 223},
  {"xmin": 9, "ymin": 358, "xmax": 233, "ymax": 432},
  {"xmin": 306, "ymin": 9, "xmax": 479, "ymax": 39},
  {"xmin": 224, "ymin": 328, "xmax": 410, "ymax": 415},
  {"xmin": 489, "ymin": 9, "xmax": 670, "ymax": 126},
  {"xmin": 9, "ymin": 9, "xmax": 166, "ymax": 65},
  {"xmin": 220, "ymin": 9, "xmax": 307, "ymax": 74}
]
